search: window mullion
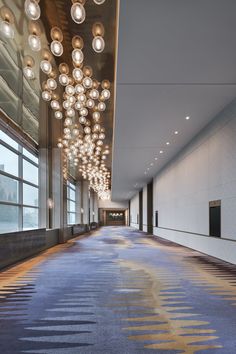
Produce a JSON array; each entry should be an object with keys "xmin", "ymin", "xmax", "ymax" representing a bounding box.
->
[{"xmin": 19, "ymin": 149, "xmax": 23, "ymax": 230}]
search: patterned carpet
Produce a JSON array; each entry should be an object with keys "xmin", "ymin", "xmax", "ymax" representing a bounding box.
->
[{"xmin": 1, "ymin": 227, "xmax": 236, "ymax": 353}]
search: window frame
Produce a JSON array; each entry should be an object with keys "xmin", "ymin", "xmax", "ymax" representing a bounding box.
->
[
  {"xmin": 0, "ymin": 129, "xmax": 39, "ymax": 232},
  {"xmin": 67, "ymin": 179, "xmax": 76, "ymax": 225}
]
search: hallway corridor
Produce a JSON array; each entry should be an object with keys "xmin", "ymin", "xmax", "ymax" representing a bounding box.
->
[{"xmin": 1, "ymin": 227, "xmax": 236, "ymax": 353}]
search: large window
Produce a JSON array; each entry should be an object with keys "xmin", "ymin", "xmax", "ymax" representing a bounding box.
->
[
  {"xmin": 0, "ymin": 129, "xmax": 39, "ymax": 233},
  {"xmin": 67, "ymin": 181, "xmax": 76, "ymax": 225}
]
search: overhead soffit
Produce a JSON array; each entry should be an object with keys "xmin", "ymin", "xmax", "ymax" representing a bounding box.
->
[{"xmin": 112, "ymin": 0, "xmax": 236, "ymax": 201}]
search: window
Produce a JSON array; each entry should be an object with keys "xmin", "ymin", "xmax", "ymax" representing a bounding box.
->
[
  {"xmin": 0, "ymin": 144, "xmax": 19, "ymax": 176},
  {"xmin": 0, "ymin": 129, "xmax": 39, "ymax": 233},
  {"xmin": 67, "ymin": 181, "xmax": 76, "ymax": 225}
]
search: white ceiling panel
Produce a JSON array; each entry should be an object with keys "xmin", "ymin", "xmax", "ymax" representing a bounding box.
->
[{"xmin": 112, "ymin": 0, "xmax": 236, "ymax": 201}]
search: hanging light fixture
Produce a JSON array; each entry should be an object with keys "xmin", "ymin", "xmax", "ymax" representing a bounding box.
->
[
  {"xmin": 47, "ymin": 78, "xmax": 57, "ymax": 91},
  {"xmin": 50, "ymin": 27, "xmax": 63, "ymax": 57},
  {"xmin": 40, "ymin": 60, "xmax": 52, "ymax": 75},
  {"xmin": 0, "ymin": 6, "xmax": 15, "ymax": 39},
  {"xmin": 23, "ymin": 55, "xmax": 35, "ymax": 80},
  {"xmin": 71, "ymin": 0, "xmax": 86, "ymax": 24},
  {"xmin": 73, "ymin": 67, "xmax": 83, "ymax": 82},
  {"xmin": 40, "ymin": 49, "xmax": 52, "ymax": 75},
  {"xmin": 65, "ymin": 85, "xmax": 75, "ymax": 96},
  {"xmin": 72, "ymin": 49, "xmax": 84, "ymax": 65},
  {"xmin": 58, "ymin": 63, "xmax": 69, "ymax": 86},
  {"xmin": 92, "ymin": 22, "xmax": 105, "ymax": 53},
  {"xmin": 42, "ymin": 91, "xmax": 52, "ymax": 101},
  {"xmin": 71, "ymin": 35, "xmax": 84, "ymax": 67},
  {"xmin": 28, "ymin": 34, "xmax": 41, "ymax": 51},
  {"xmin": 24, "ymin": 0, "xmax": 41, "ymax": 21},
  {"xmin": 51, "ymin": 100, "xmax": 60, "ymax": 110},
  {"xmin": 55, "ymin": 111, "xmax": 63, "ymax": 120},
  {"xmin": 93, "ymin": 111, "xmax": 100, "ymax": 121},
  {"xmin": 98, "ymin": 101, "xmax": 106, "ymax": 112},
  {"xmin": 28, "ymin": 21, "xmax": 41, "ymax": 51},
  {"xmin": 90, "ymin": 89, "xmax": 99, "ymax": 100}
]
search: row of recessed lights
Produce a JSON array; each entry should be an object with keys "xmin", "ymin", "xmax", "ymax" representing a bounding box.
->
[{"xmin": 143, "ymin": 116, "xmax": 190, "ymax": 176}]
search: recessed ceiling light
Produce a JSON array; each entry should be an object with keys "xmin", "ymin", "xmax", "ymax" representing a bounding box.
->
[
  {"xmin": 166, "ymin": 142, "xmax": 170, "ymax": 145},
  {"xmin": 144, "ymin": 171, "xmax": 147, "ymax": 175},
  {"xmin": 186, "ymin": 116, "xmax": 190, "ymax": 120},
  {"xmin": 160, "ymin": 150, "xmax": 163, "ymax": 154},
  {"xmin": 174, "ymin": 131, "xmax": 178, "ymax": 135},
  {"xmin": 155, "ymin": 157, "xmax": 158, "ymax": 161},
  {"xmin": 147, "ymin": 167, "xmax": 150, "ymax": 170},
  {"xmin": 150, "ymin": 163, "xmax": 154, "ymax": 166}
]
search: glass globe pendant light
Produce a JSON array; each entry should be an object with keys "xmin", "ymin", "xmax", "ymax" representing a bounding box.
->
[
  {"xmin": 65, "ymin": 85, "xmax": 75, "ymax": 96},
  {"xmin": 98, "ymin": 101, "xmax": 106, "ymax": 111},
  {"xmin": 0, "ymin": 6, "xmax": 15, "ymax": 39},
  {"xmin": 51, "ymin": 40, "xmax": 63, "ymax": 57},
  {"xmin": 75, "ymin": 83, "xmax": 85, "ymax": 94},
  {"xmin": 93, "ymin": 111, "xmax": 100, "ymax": 122},
  {"xmin": 58, "ymin": 63, "xmax": 69, "ymax": 86},
  {"xmin": 23, "ymin": 56, "xmax": 35, "ymax": 80},
  {"xmin": 71, "ymin": 1, "xmax": 86, "ymax": 24},
  {"xmin": 59, "ymin": 74, "xmax": 69, "ymax": 86},
  {"xmin": 72, "ymin": 49, "xmax": 84, "ymax": 65},
  {"xmin": 47, "ymin": 78, "xmax": 57, "ymax": 91},
  {"xmin": 42, "ymin": 91, "xmax": 52, "ymax": 101},
  {"xmin": 90, "ymin": 89, "xmax": 99, "ymax": 100},
  {"xmin": 86, "ymin": 98, "xmax": 95, "ymax": 109},
  {"xmin": 55, "ymin": 111, "xmax": 63, "ymax": 119},
  {"xmin": 83, "ymin": 76, "xmax": 93, "ymax": 89},
  {"xmin": 92, "ymin": 36, "xmax": 105, "ymax": 53},
  {"xmin": 40, "ymin": 50, "xmax": 53, "ymax": 75},
  {"xmin": 65, "ymin": 117, "xmax": 73, "ymax": 126},
  {"xmin": 28, "ymin": 34, "xmax": 41, "ymax": 51},
  {"xmin": 50, "ymin": 27, "xmax": 63, "ymax": 57},
  {"xmin": 51, "ymin": 100, "xmax": 60, "ymax": 110},
  {"xmin": 40, "ymin": 60, "xmax": 52, "ymax": 75},
  {"xmin": 63, "ymin": 100, "xmax": 71, "ymax": 110},
  {"xmin": 66, "ymin": 107, "xmax": 75, "ymax": 117},
  {"xmin": 0, "ymin": 20, "xmax": 14, "ymax": 39},
  {"xmin": 92, "ymin": 22, "xmax": 105, "ymax": 53},
  {"xmin": 101, "ymin": 89, "xmax": 110, "ymax": 100},
  {"xmin": 24, "ymin": 0, "xmax": 41, "ymax": 21},
  {"xmin": 28, "ymin": 20, "xmax": 42, "ymax": 51},
  {"xmin": 23, "ymin": 66, "xmax": 35, "ymax": 80},
  {"xmin": 75, "ymin": 101, "xmax": 82, "ymax": 110},
  {"xmin": 73, "ymin": 68, "xmax": 83, "ymax": 82},
  {"xmin": 79, "ymin": 116, "xmax": 86, "ymax": 124}
]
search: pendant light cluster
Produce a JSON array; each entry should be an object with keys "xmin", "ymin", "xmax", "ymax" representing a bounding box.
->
[
  {"xmin": 39, "ymin": 0, "xmax": 111, "ymax": 199},
  {"xmin": 1, "ymin": 0, "xmax": 111, "ymax": 199}
]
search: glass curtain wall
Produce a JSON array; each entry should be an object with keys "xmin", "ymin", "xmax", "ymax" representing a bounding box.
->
[{"xmin": 0, "ymin": 129, "xmax": 39, "ymax": 233}]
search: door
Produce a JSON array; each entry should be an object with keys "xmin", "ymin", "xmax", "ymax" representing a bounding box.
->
[
  {"xmin": 139, "ymin": 190, "xmax": 143, "ymax": 231},
  {"xmin": 147, "ymin": 180, "xmax": 153, "ymax": 234},
  {"xmin": 209, "ymin": 200, "xmax": 221, "ymax": 237}
]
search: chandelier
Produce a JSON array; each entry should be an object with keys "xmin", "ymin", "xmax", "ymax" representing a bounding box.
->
[
  {"xmin": 32, "ymin": 0, "xmax": 111, "ymax": 199},
  {"xmin": 0, "ymin": 0, "xmax": 112, "ymax": 200}
]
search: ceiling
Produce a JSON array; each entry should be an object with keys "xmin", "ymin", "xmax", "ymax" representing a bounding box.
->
[{"xmin": 112, "ymin": 0, "xmax": 236, "ymax": 201}]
